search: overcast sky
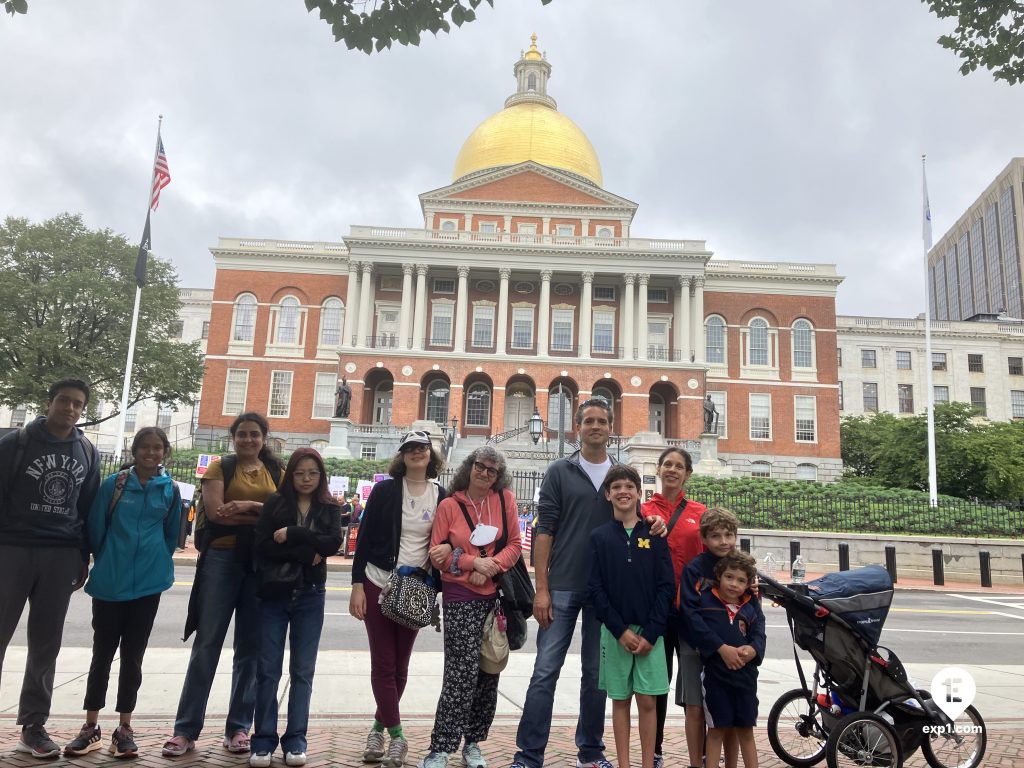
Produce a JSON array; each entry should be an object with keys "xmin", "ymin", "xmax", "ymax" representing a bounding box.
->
[{"xmin": 2, "ymin": 1, "xmax": 1021, "ymax": 317}]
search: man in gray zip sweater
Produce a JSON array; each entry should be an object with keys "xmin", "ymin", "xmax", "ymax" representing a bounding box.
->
[{"xmin": 0, "ymin": 379, "xmax": 100, "ymax": 758}]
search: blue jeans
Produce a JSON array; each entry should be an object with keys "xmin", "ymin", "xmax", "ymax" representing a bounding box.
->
[
  {"xmin": 515, "ymin": 590, "xmax": 606, "ymax": 768},
  {"xmin": 252, "ymin": 584, "xmax": 326, "ymax": 755},
  {"xmin": 173, "ymin": 548, "xmax": 261, "ymax": 740}
]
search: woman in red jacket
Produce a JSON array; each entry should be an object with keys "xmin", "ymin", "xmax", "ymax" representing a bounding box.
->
[{"xmin": 640, "ymin": 447, "xmax": 706, "ymax": 768}]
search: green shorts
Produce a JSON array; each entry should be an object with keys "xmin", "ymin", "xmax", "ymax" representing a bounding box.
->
[{"xmin": 599, "ymin": 624, "xmax": 670, "ymax": 700}]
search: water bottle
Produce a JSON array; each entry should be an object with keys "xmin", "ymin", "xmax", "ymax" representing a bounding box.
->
[{"xmin": 791, "ymin": 554, "xmax": 806, "ymax": 583}]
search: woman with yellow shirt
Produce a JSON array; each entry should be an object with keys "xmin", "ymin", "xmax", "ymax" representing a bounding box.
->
[{"xmin": 162, "ymin": 412, "xmax": 283, "ymax": 757}]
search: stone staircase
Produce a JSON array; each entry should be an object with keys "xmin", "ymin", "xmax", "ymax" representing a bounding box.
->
[{"xmin": 447, "ymin": 433, "xmax": 558, "ymax": 473}]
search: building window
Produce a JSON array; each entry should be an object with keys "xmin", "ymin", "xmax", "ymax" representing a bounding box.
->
[
  {"xmin": 269, "ymin": 371, "xmax": 293, "ymax": 418},
  {"xmin": 430, "ymin": 303, "xmax": 454, "ymax": 345},
  {"xmin": 320, "ymin": 298, "xmax": 344, "ymax": 347},
  {"xmin": 360, "ymin": 443, "xmax": 377, "ymax": 459},
  {"xmin": 898, "ymin": 384, "xmax": 914, "ymax": 414},
  {"xmin": 527, "ymin": 72, "xmax": 537, "ymax": 91},
  {"xmin": 750, "ymin": 461, "xmax": 772, "ymax": 478},
  {"xmin": 896, "ymin": 351, "xmax": 912, "ymax": 370},
  {"xmin": 933, "ymin": 385, "xmax": 949, "ymax": 404},
  {"xmin": 191, "ymin": 401, "xmax": 200, "ymax": 434},
  {"xmin": 593, "ymin": 310, "xmax": 615, "ymax": 353},
  {"xmin": 1012, "ymin": 391, "xmax": 1024, "ymax": 419},
  {"xmin": 426, "ymin": 380, "xmax": 450, "ymax": 424},
  {"xmin": 124, "ymin": 403, "xmax": 138, "ymax": 433},
  {"xmin": 433, "ymin": 278, "xmax": 455, "ymax": 294},
  {"xmin": 792, "ymin": 320, "xmax": 814, "ymax": 368},
  {"xmin": 596, "ymin": 226, "xmax": 613, "ymax": 238},
  {"xmin": 555, "ymin": 224, "xmax": 574, "ymax": 237},
  {"xmin": 1009, "ymin": 357, "xmax": 1024, "ymax": 376},
  {"xmin": 794, "ymin": 396, "xmax": 816, "ymax": 442},
  {"xmin": 224, "ymin": 369, "xmax": 249, "ymax": 415},
  {"xmin": 648, "ymin": 320, "xmax": 669, "ymax": 360},
  {"xmin": 465, "ymin": 383, "xmax": 491, "ymax": 427},
  {"xmin": 748, "ymin": 319, "xmax": 769, "ymax": 366},
  {"xmin": 313, "ymin": 372, "xmax": 336, "ymax": 419},
  {"xmin": 749, "ymin": 393, "xmax": 771, "ymax": 440},
  {"xmin": 511, "ymin": 307, "xmax": 534, "ymax": 349},
  {"xmin": 706, "ymin": 315, "xmax": 726, "ymax": 364},
  {"xmin": 157, "ymin": 402, "xmax": 174, "ymax": 429},
  {"xmin": 932, "ymin": 352, "xmax": 947, "ymax": 371},
  {"xmin": 478, "ymin": 222, "xmax": 497, "ymax": 234},
  {"xmin": 170, "ymin": 320, "xmax": 184, "ymax": 339},
  {"xmin": 968, "ymin": 353, "xmax": 984, "ymax": 373},
  {"xmin": 551, "ymin": 308, "xmax": 574, "ymax": 351},
  {"xmin": 861, "ymin": 349, "xmax": 877, "ymax": 368},
  {"xmin": 517, "ymin": 223, "xmax": 537, "ymax": 235},
  {"xmin": 472, "ymin": 305, "xmax": 494, "ymax": 347},
  {"xmin": 795, "ymin": 463, "xmax": 818, "ymax": 481},
  {"xmin": 232, "ymin": 294, "xmax": 257, "ymax": 342},
  {"xmin": 708, "ymin": 391, "xmax": 726, "ymax": 437},
  {"xmin": 593, "ymin": 285, "xmax": 616, "ymax": 301},
  {"xmin": 201, "ymin": 320, "xmax": 210, "ymax": 340},
  {"xmin": 837, "ymin": 348, "xmax": 842, "ymax": 367},
  {"xmin": 648, "ymin": 288, "xmax": 669, "ymax": 303},
  {"xmin": 276, "ymin": 296, "xmax": 300, "ymax": 345},
  {"xmin": 970, "ymin": 387, "xmax": 987, "ymax": 416},
  {"xmin": 863, "ymin": 382, "xmax": 878, "ymax": 413},
  {"xmin": 838, "ymin": 381, "xmax": 844, "ymax": 411},
  {"xmin": 9, "ymin": 403, "xmax": 28, "ymax": 428}
]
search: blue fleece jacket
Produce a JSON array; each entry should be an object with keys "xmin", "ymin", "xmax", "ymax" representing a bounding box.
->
[
  {"xmin": 85, "ymin": 468, "xmax": 181, "ymax": 602},
  {"xmin": 678, "ymin": 550, "xmax": 723, "ymax": 654},
  {"xmin": 693, "ymin": 586, "xmax": 766, "ymax": 690},
  {"xmin": 588, "ymin": 517, "xmax": 675, "ymax": 641}
]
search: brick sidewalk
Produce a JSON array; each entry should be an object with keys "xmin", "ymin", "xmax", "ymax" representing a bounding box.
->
[{"xmin": 1, "ymin": 717, "xmax": 1018, "ymax": 768}]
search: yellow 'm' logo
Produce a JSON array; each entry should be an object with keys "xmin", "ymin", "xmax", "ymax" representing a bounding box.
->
[{"xmin": 637, "ymin": 538, "xmax": 651, "ymax": 549}]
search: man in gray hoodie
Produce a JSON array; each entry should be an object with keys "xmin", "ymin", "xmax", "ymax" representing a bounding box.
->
[{"xmin": 0, "ymin": 378, "xmax": 100, "ymax": 758}]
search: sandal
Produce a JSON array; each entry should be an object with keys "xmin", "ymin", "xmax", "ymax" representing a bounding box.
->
[
  {"xmin": 223, "ymin": 731, "xmax": 250, "ymax": 754},
  {"xmin": 161, "ymin": 735, "xmax": 195, "ymax": 757}
]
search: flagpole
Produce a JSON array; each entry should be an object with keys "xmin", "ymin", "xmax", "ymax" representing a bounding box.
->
[
  {"xmin": 114, "ymin": 115, "xmax": 163, "ymax": 457},
  {"xmin": 922, "ymin": 155, "xmax": 939, "ymax": 506}
]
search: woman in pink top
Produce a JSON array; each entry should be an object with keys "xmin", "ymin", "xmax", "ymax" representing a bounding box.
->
[{"xmin": 422, "ymin": 447, "xmax": 522, "ymax": 768}]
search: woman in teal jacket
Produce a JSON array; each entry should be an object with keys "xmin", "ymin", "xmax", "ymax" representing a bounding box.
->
[{"xmin": 62, "ymin": 427, "xmax": 182, "ymax": 760}]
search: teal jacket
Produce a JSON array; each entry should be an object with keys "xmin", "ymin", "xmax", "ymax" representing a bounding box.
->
[{"xmin": 85, "ymin": 468, "xmax": 181, "ymax": 602}]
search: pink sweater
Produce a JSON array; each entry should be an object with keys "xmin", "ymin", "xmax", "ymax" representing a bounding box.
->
[{"xmin": 431, "ymin": 487, "xmax": 523, "ymax": 594}]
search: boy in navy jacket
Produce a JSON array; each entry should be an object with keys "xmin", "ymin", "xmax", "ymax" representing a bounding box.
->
[{"xmin": 588, "ymin": 465, "xmax": 675, "ymax": 768}]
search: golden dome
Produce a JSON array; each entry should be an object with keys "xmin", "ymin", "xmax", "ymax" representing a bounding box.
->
[
  {"xmin": 524, "ymin": 33, "xmax": 542, "ymax": 61},
  {"xmin": 452, "ymin": 102, "xmax": 603, "ymax": 186}
]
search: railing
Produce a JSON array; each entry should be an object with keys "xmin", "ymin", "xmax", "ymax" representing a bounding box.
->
[{"xmin": 485, "ymin": 424, "xmax": 530, "ymax": 445}]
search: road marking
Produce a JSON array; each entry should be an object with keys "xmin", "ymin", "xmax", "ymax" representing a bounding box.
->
[
  {"xmin": 889, "ymin": 608, "xmax": 994, "ymax": 615},
  {"xmin": 765, "ymin": 624, "xmax": 1024, "ymax": 636},
  {"xmin": 950, "ymin": 595, "xmax": 1024, "ymax": 620}
]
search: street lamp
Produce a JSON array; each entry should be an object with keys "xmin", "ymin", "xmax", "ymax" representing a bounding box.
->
[
  {"xmin": 528, "ymin": 409, "xmax": 544, "ymax": 444},
  {"xmin": 450, "ymin": 415, "xmax": 459, "ymax": 434}
]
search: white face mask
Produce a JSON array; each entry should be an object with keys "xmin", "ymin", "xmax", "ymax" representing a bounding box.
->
[{"xmin": 470, "ymin": 524, "xmax": 499, "ymax": 547}]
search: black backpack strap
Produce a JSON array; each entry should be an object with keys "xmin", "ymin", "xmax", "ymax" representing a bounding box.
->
[
  {"xmin": 219, "ymin": 455, "xmax": 238, "ymax": 491},
  {"xmin": 456, "ymin": 495, "xmax": 508, "ymax": 557},
  {"xmin": 665, "ymin": 498, "xmax": 689, "ymax": 536}
]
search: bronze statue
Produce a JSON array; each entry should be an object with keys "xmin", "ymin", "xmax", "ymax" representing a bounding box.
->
[
  {"xmin": 335, "ymin": 376, "xmax": 352, "ymax": 418},
  {"xmin": 703, "ymin": 394, "xmax": 717, "ymax": 433}
]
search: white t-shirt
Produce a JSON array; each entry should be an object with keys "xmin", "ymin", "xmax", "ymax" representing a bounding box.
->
[
  {"xmin": 365, "ymin": 479, "xmax": 439, "ymax": 589},
  {"xmin": 578, "ymin": 455, "xmax": 612, "ymax": 492}
]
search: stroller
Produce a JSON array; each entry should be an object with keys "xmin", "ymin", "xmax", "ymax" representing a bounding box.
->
[{"xmin": 759, "ymin": 565, "xmax": 986, "ymax": 768}]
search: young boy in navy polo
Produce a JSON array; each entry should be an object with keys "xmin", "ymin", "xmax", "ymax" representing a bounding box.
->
[
  {"xmin": 588, "ymin": 465, "xmax": 675, "ymax": 768},
  {"xmin": 694, "ymin": 550, "xmax": 765, "ymax": 768}
]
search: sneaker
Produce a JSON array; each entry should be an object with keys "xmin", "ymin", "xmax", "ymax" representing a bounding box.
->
[
  {"xmin": 64, "ymin": 723, "xmax": 102, "ymax": 756},
  {"xmin": 462, "ymin": 743, "xmax": 486, "ymax": 768},
  {"xmin": 652, "ymin": 755, "xmax": 664, "ymax": 768},
  {"xmin": 383, "ymin": 735, "xmax": 409, "ymax": 768},
  {"xmin": 16, "ymin": 724, "xmax": 61, "ymax": 759},
  {"xmin": 421, "ymin": 752, "xmax": 448, "ymax": 768},
  {"xmin": 285, "ymin": 752, "xmax": 308, "ymax": 766},
  {"xmin": 250, "ymin": 752, "xmax": 273, "ymax": 768},
  {"xmin": 576, "ymin": 760, "xmax": 614, "ymax": 768},
  {"xmin": 109, "ymin": 725, "xmax": 138, "ymax": 758},
  {"xmin": 364, "ymin": 729, "xmax": 387, "ymax": 762}
]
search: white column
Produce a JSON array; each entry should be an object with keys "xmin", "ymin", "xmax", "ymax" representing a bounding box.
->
[
  {"xmin": 579, "ymin": 271, "xmax": 593, "ymax": 359},
  {"xmin": 343, "ymin": 261, "xmax": 360, "ymax": 347},
  {"xmin": 496, "ymin": 267, "xmax": 510, "ymax": 353},
  {"xmin": 637, "ymin": 273, "xmax": 649, "ymax": 361},
  {"xmin": 412, "ymin": 265, "xmax": 428, "ymax": 351},
  {"xmin": 399, "ymin": 263, "xmax": 414, "ymax": 349},
  {"xmin": 622, "ymin": 274, "xmax": 636, "ymax": 360},
  {"xmin": 691, "ymin": 276, "xmax": 706, "ymax": 363},
  {"xmin": 356, "ymin": 262, "xmax": 373, "ymax": 348},
  {"xmin": 537, "ymin": 269, "xmax": 552, "ymax": 356},
  {"xmin": 455, "ymin": 265, "xmax": 470, "ymax": 352},
  {"xmin": 678, "ymin": 275, "xmax": 691, "ymax": 363}
]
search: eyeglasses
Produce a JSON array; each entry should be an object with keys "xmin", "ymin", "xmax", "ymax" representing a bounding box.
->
[
  {"xmin": 472, "ymin": 461, "xmax": 499, "ymax": 478},
  {"xmin": 293, "ymin": 471, "xmax": 321, "ymax": 480},
  {"xmin": 403, "ymin": 443, "xmax": 430, "ymax": 454}
]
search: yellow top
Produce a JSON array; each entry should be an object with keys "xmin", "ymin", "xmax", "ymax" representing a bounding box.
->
[
  {"xmin": 452, "ymin": 102, "xmax": 603, "ymax": 186},
  {"xmin": 524, "ymin": 33, "xmax": 542, "ymax": 61}
]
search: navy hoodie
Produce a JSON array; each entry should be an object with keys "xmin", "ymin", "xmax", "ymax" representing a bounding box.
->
[
  {"xmin": 678, "ymin": 550, "xmax": 723, "ymax": 653},
  {"xmin": 693, "ymin": 586, "xmax": 766, "ymax": 689},
  {"xmin": 588, "ymin": 516, "xmax": 675, "ymax": 641}
]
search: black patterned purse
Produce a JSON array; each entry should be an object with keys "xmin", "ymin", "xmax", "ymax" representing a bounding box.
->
[{"xmin": 378, "ymin": 566, "xmax": 438, "ymax": 630}]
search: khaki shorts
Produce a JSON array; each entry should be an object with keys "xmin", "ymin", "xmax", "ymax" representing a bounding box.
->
[{"xmin": 599, "ymin": 625, "xmax": 670, "ymax": 700}]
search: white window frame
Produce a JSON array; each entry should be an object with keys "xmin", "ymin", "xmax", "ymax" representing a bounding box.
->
[
  {"xmin": 517, "ymin": 223, "xmax": 537, "ymax": 235},
  {"xmin": 898, "ymin": 383, "xmax": 914, "ymax": 414},
  {"xmin": 223, "ymin": 369, "xmax": 250, "ymax": 415},
  {"xmin": 592, "ymin": 308, "xmax": 616, "ymax": 354},
  {"xmin": 511, "ymin": 306, "xmax": 535, "ymax": 350},
  {"xmin": 360, "ymin": 443, "xmax": 378, "ymax": 459},
  {"xmin": 741, "ymin": 318, "xmax": 779, "ymax": 379},
  {"xmin": 318, "ymin": 298, "xmax": 344, "ymax": 350},
  {"xmin": 269, "ymin": 371, "xmax": 294, "ymax": 418},
  {"xmin": 705, "ymin": 315, "xmax": 727, "ymax": 367},
  {"xmin": 863, "ymin": 382, "xmax": 879, "ymax": 413},
  {"xmin": 124, "ymin": 403, "xmax": 138, "ymax": 434},
  {"xmin": 933, "ymin": 385, "xmax": 949, "ymax": 404},
  {"xmin": 275, "ymin": 296, "xmax": 301, "ymax": 345},
  {"xmin": 472, "ymin": 303, "xmax": 495, "ymax": 348},
  {"xmin": 596, "ymin": 226, "xmax": 614, "ymax": 239},
  {"xmin": 439, "ymin": 218, "xmax": 459, "ymax": 234},
  {"xmin": 896, "ymin": 350, "xmax": 912, "ymax": 370},
  {"xmin": 555, "ymin": 224, "xmax": 575, "ymax": 237},
  {"xmin": 791, "ymin": 319, "xmax": 817, "ymax": 381},
  {"xmin": 430, "ymin": 300, "xmax": 455, "ymax": 346},
  {"xmin": 266, "ymin": 295, "xmax": 307, "ymax": 357},
  {"xmin": 749, "ymin": 393, "xmax": 772, "ymax": 441},
  {"xmin": 750, "ymin": 460, "xmax": 772, "ymax": 478},
  {"xmin": 795, "ymin": 463, "xmax": 818, "ymax": 481},
  {"xmin": 157, "ymin": 402, "xmax": 174, "ymax": 430},
  {"xmin": 425, "ymin": 379, "xmax": 451, "ymax": 424},
  {"xmin": 478, "ymin": 221, "xmax": 498, "ymax": 234},
  {"xmin": 648, "ymin": 287, "xmax": 669, "ymax": 303},
  {"xmin": 312, "ymin": 372, "xmax": 336, "ymax": 419},
  {"xmin": 647, "ymin": 316, "xmax": 670, "ymax": 361},
  {"xmin": 593, "ymin": 285, "xmax": 616, "ymax": 301},
  {"xmin": 465, "ymin": 383, "xmax": 491, "ymax": 427},
  {"xmin": 1011, "ymin": 390, "xmax": 1024, "ymax": 419},
  {"xmin": 551, "ymin": 307, "xmax": 575, "ymax": 351},
  {"xmin": 433, "ymin": 278, "xmax": 456, "ymax": 294},
  {"xmin": 230, "ymin": 293, "xmax": 258, "ymax": 351},
  {"xmin": 794, "ymin": 395, "xmax": 817, "ymax": 443},
  {"xmin": 862, "ymin": 349, "xmax": 877, "ymax": 368}
]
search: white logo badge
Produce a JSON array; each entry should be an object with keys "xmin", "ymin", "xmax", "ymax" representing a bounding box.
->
[{"xmin": 930, "ymin": 667, "xmax": 976, "ymax": 721}]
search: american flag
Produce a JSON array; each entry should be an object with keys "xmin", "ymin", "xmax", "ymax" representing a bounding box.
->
[{"xmin": 150, "ymin": 137, "xmax": 171, "ymax": 210}]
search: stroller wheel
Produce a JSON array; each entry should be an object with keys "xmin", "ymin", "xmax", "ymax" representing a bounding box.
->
[
  {"xmin": 826, "ymin": 711, "xmax": 903, "ymax": 768},
  {"xmin": 767, "ymin": 688, "xmax": 828, "ymax": 766},
  {"xmin": 921, "ymin": 704, "xmax": 986, "ymax": 768}
]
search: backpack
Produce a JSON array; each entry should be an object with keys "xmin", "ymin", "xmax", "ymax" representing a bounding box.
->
[
  {"xmin": 4, "ymin": 426, "xmax": 99, "ymax": 510},
  {"xmin": 193, "ymin": 455, "xmax": 282, "ymax": 551}
]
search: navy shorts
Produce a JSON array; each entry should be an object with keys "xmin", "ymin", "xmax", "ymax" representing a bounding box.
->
[{"xmin": 701, "ymin": 672, "xmax": 758, "ymax": 728}]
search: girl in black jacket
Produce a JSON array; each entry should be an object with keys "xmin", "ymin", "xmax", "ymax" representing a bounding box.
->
[{"xmin": 250, "ymin": 448, "xmax": 342, "ymax": 768}]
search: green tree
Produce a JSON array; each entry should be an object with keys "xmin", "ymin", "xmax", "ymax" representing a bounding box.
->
[
  {"xmin": 924, "ymin": 0, "xmax": 1024, "ymax": 84},
  {"xmin": 0, "ymin": 214, "xmax": 205, "ymax": 424}
]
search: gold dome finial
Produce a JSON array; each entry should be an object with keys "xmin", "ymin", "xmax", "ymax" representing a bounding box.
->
[{"xmin": 524, "ymin": 32, "xmax": 542, "ymax": 61}]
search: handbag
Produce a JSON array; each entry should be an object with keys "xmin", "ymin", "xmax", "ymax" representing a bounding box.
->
[
  {"xmin": 479, "ymin": 602, "xmax": 510, "ymax": 674},
  {"xmin": 378, "ymin": 567, "xmax": 438, "ymax": 630}
]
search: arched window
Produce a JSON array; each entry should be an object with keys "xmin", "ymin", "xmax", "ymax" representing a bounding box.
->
[
  {"xmin": 750, "ymin": 460, "xmax": 772, "ymax": 478},
  {"xmin": 441, "ymin": 220, "xmax": 457, "ymax": 231},
  {"xmin": 792, "ymin": 319, "xmax": 814, "ymax": 369},
  {"xmin": 748, "ymin": 318, "xmax": 769, "ymax": 366},
  {"xmin": 592, "ymin": 386, "xmax": 614, "ymax": 406},
  {"xmin": 547, "ymin": 386, "xmax": 573, "ymax": 432},
  {"xmin": 232, "ymin": 293, "xmax": 257, "ymax": 342},
  {"xmin": 705, "ymin": 315, "xmax": 726, "ymax": 364},
  {"xmin": 795, "ymin": 463, "xmax": 818, "ymax": 481},
  {"xmin": 465, "ymin": 383, "xmax": 491, "ymax": 427},
  {"xmin": 425, "ymin": 380, "xmax": 450, "ymax": 425},
  {"xmin": 527, "ymin": 73, "xmax": 537, "ymax": 91},
  {"xmin": 320, "ymin": 298, "xmax": 344, "ymax": 347},
  {"xmin": 277, "ymin": 296, "xmax": 300, "ymax": 344}
]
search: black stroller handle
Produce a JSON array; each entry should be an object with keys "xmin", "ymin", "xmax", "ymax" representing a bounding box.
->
[{"xmin": 757, "ymin": 570, "xmax": 823, "ymax": 613}]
